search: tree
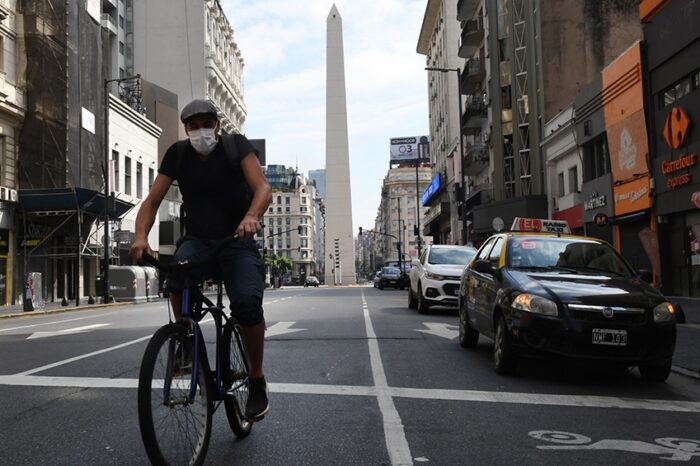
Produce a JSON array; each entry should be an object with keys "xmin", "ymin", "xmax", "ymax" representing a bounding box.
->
[{"xmin": 265, "ymin": 254, "xmax": 294, "ymax": 287}]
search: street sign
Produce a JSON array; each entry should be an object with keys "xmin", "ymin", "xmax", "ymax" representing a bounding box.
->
[
  {"xmin": 511, "ymin": 218, "xmax": 571, "ymax": 234},
  {"xmin": 594, "ymin": 213, "xmax": 609, "ymax": 227},
  {"xmin": 492, "ymin": 217, "xmax": 504, "ymax": 232}
]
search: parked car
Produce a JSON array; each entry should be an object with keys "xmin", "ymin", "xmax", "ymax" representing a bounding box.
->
[
  {"xmin": 408, "ymin": 245, "xmax": 477, "ymax": 313},
  {"xmin": 304, "ymin": 276, "xmax": 319, "ymax": 287},
  {"xmin": 373, "ymin": 271, "xmax": 382, "ymax": 288},
  {"xmin": 378, "ymin": 266, "xmax": 403, "ymax": 290},
  {"xmin": 458, "ymin": 222, "xmax": 676, "ymax": 380}
]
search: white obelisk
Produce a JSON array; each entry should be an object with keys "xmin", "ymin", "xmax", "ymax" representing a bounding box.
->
[{"xmin": 325, "ymin": 5, "xmax": 356, "ymax": 285}]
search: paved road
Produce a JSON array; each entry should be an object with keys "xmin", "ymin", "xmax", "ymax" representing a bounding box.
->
[{"xmin": 0, "ymin": 287, "xmax": 699, "ymax": 465}]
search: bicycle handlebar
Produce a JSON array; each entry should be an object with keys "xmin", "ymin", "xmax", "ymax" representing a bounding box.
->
[{"xmin": 141, "ymin": 234, "xmax": 240, "ymax": 272}]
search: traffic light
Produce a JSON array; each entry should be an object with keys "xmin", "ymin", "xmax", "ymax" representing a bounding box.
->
[{"xmin": 358, "ymin": 227, "xmax": 363, "ymax": 236}]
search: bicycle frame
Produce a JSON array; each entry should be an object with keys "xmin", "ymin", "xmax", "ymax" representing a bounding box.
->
[{"xmin": 162, "ymin": 282, "xmax": 250, "ymax": 406}]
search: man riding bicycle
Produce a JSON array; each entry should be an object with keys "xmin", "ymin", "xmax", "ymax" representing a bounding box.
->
[{"xmin": 130, "ymin": 99, "xmax": 272, "ymax": 421}]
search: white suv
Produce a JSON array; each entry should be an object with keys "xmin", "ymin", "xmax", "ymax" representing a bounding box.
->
[{"xmin": 408, "ymin": 245, "xmax": 477, "ymax": 313}]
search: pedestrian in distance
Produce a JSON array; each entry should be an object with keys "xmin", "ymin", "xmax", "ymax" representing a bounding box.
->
[{"xmin": 130, "ymin": 99, "xmax": 273, "ymax": 421}]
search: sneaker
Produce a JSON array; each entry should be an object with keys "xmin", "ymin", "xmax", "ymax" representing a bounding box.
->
[{"xmin": 245, "ymin": 377, "xmax": 269, "ymax": 420}]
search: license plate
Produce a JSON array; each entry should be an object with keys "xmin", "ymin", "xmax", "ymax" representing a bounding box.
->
[
  {"xmin": 388, "ymin": 280, "xmax": 396, "ymax": 284},
  {"xmin": 592, "ymin": 328, "xmax": 627, "ymax": 346}
]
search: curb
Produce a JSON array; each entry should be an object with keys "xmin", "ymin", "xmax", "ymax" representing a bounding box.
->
[{"xmin": 671, "ymin": 365, "xmax": 700, "ymax": 380}]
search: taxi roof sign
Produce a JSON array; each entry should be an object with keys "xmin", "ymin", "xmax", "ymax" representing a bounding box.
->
[{"xmin": 511, "ymin": 217, "xmax": 571, "ymax": 234}]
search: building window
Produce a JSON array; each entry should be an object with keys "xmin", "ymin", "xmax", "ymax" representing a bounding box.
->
[
  {"xmin": 277, "ymin": 239, "xmax": 282, "ymax": 248},
  {"xmin": 661, "ymin": 76, "xmax": 692, "ymax": 107},
  {"xmin": 568, "ymin": 166, "xmax": 579, "ymax": 194},
  {"xmin": 136, "ymin": 162, "xmax": 143, "ymax": 198},
  {"xmin": 286, "ymin": 207, "xmax": 291, "ymax": 213},
  {"xmin": 285, "ymin": 197, "xmax": 290, "ymax": 205},
  {"xmin": 557, "ymin": 173, "xmax": 565, "ymax": 197},
  {"xmin": 301, "ymin": 197, "xmax": 307, "ymax": 204},
  {"xmin": 119, "ymin": 15, "xmax": 125, "ymax": 29},
  {"xmin": 119, "ymin": 41, "xmax": 125, "ymax": 55},
  {"xmin": 268, "ymin": 207, "xmax": 273, "ymax": 213},
  {"xmin": 277, "ymin": 196, "xmax": 282, "ymax": 204},
  {"xmin": 277, "ymin": 207, "xmax": 282, "ymax": 213},
  {"xmin": 694, "ymin": 70, "xmax": 700, "ymax": 90},
  {"xmin": 148, "ymin": 167, "xmax": 154, "ymax": 190},
  {"xmin": 286, "ymin": 240, "xmax": 291, "ymax": 248},
  {"xmin": 269, "ymin": 239, "xmax": 274, "ymax": 248},
  {"xmin": 300, "ymin": 207, "xmax": 308, "ymax": 213},
  {"xmin": 112, "ymin": 150, "xmax": 120, "ymax": 192},
  {"xmin": 277, "ymin": 227, "xmax": 282, "ymax": 236},
  {"xmin": 124, "ymin": 156, "xmax": 132, "ymax": 195},
  {"xmin": 301, "ymin": 239, "xmax": 308, "ymax": 248},
  {"xmin": 583, "ymin": 134, "xmax": 610, "ymax": 182},
  {"xmin": 0, "ymin": 36, "xmax": 4, "ymax": 73},
  {"xmin": 300, "ymin": 217, "xmax": 308, "ymax": 225},
  {"xmin": 285, "ymin": 217, "xmax": 290, "ymax": 225},
  {"xmin": 301, "ymin": 251, "xmax": 308, "ymax": 259}
]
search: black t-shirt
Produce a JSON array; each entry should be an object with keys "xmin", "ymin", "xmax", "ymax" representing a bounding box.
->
[{"xmin": 159, "ymin": 135, "xmax": 256, "ymax": 240}]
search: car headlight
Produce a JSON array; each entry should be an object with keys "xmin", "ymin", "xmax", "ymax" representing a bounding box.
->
[
  {"xmin": 653, "ymin": 302, "xmax": 675, "ymax": 323},
  {"xmin": 425, "ymin": 272, "xmax": 446, "ymax": 280},
  {"xmin": 512, "ymin": 294, "xmax": 558, "ymax": 316}
]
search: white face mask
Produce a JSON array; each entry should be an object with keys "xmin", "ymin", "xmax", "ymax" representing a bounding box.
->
[{"xmin": 189, "ymin": 128, "xmax": 218, "ymax": 155}]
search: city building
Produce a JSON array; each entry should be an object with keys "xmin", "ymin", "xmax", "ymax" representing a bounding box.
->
[
  {"xmin": 131, "ymin": 0, "xmax": 246, "ymax": 135},
  {"xmin": 641, "ymin": 0, "xmax": 700, "ymax": 297},
  {"xmin": 262, "ymin": 165, "xmax": 318, "ymax": 284},
  {"xmin": 308, "ymin": 169, "xmax": 326, "ymax": 200},
  {"xmin": 0, "ymin": 0, "xmax": 24, "ymax": 305},
  {"xmin": 375, "ymin": 166, "xmax": 433, "ymax": 270},
  {"xmin": 542, "ymin": 105, "xmax": 583, "ymax": 235},
  {"xmin": 417, "ymin": 0, "xmax": 464, "ymax": 245},
  {"xmin": 454, "ymin": 0, "xmax": 642, "ymax": 244}
]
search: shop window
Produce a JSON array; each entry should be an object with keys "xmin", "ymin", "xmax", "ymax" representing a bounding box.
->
[
  {"xmin": 136, "ymin": 162, "xmax": 143, "ymax": 198},
  {"xmin": 661, "ymin": 76, "xmax": 692, "ymax": 107},
  {"xmin": 148, "ymin": 167, "xmax": 154, "ymax": 190}
]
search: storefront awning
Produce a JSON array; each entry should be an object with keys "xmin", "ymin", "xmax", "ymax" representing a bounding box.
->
[{"xmin": 18, "ymin": 188, "xmax": 135, "ymax": 218}]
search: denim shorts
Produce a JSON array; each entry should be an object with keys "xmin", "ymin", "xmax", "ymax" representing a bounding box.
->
[{"xmin": 166, "ymin": 236, "xmax": 265, "ymax": 326}]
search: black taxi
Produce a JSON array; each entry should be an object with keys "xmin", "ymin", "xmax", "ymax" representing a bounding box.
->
[{"xmin": 458, "ymin": 218, "xmax": 676, "ymax": 381}]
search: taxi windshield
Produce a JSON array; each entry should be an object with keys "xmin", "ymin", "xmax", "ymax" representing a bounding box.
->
[
  {"xmin": 428, "ymin": 248, "xmax": 474, "ymax": 265},
  {"xmin": 507, "ymin": 237, "xmax": 633, "ymax": 277}
]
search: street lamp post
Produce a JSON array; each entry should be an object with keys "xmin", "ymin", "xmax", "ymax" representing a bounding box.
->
[
  {"xmin": 425, "ymin": 67, "xmax": 467, "ymax": 245},
  {"xmin": 103, "ymin": 74, "xmax": 140, "ymax": 304}
]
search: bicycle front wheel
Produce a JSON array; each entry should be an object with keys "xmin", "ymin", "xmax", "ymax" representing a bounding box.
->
[
  {"xmin": 138, "ymin": 323, "xmax": 212, "ymax": 465},
  {"xmin": 222, "ymin": 322, "xmax": 253, "ymax": 438}
]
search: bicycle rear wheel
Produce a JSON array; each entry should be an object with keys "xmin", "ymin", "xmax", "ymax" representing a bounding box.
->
[
  {"xmin": 138, "ymin": 323, "xmax": 212, "ymax": 465},
  {"xmin": 222, "ymin": 322, "xmax": 253, "ymax": 438}
]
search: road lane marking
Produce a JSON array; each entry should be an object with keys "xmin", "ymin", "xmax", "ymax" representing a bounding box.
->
[
  {"xmin": 362, "ymin": 290, "xmax": 413, "ymax": 466},
  {"xmin": 18, "ymin": 335, "xmax": 152, "ymax": 376},
  {"xmin": 1, "ymin": 376, "xmax": 699, "ymax": 414},
  {"xmin": 27, "ymin": 324, "xmax": 112, "ymax": 340},
  {"xmin": 415, "ymin": 323, "xmax": 458, "ymax": 340},
  {"xmin": 0, "ymin": 314, "xmax": 116, "ymax": 333},
  {"xmin": 266, "ymin": 321, "xmax": 306, "ymax": 338}
]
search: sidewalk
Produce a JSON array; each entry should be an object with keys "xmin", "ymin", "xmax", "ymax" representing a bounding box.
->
[
  {"xmin": 668, "ymin": 296, "xmax": 700, "ymax": 378},
  {"xmin": 0, "ymin": 297, "xmax": 151, "ymax": 319}
]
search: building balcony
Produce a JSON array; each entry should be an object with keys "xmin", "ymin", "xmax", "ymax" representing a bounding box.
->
[
  {"xmin": 462, "ymin": 95, "xmax": 488, "ymax": 135},
  {"xmin": 457, "ymin": 0, "xmax": 480, "ymax": 21},
  {"xmin": 101, "ymin": 14, "xmax": 117, "ymax": 35},
  {"xmin": 458, "ymin": 19, "xmax": 485, "ymax": 58},
  {"xmin": 553, "ymin": 192, "xmax": 582, "ymax": 213},
  {"xmin": 463, "ymin": 144, "xmax": 489, "ymax": 176},
  {"xmin": 460, "ymin": 58, "xmax": 485, "ymax": 94}
]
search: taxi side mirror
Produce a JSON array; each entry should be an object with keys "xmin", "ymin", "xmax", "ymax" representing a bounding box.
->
[
  {"xmin": 473, "ymin": 260, "xmax": 496, "ymax": 276},
  {"xmin": 637, "ymin": 269, "xmax": 653, "ymax": 283},
  {"xmin": 412, "ymin": 259, "xmax": 420, "ymax": 267}
]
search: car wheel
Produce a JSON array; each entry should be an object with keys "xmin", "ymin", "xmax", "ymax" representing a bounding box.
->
[
  {"xmin": 417, "ymin": 284, "xmax": 430, "ymax": 314},
  {"xmin": 458, "ymin": 304, "xmax": 479, "ymax": 349},
  {"xmin": 494, "ymin": 315, "xmax": 517, "ymax": 375},
  {"xmin": 639, "ymin": 360, "xmax": 672, "ymax": 382},
  {"xmin": 408, "ymin": 288, "xmax": 417, "ymax": 309},
  {"xmin": 378, "ymin": 284, "xmax": 384, "ymax": 290}
]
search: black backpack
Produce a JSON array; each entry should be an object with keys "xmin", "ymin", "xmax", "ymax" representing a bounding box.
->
[{"xmin": 173, "ymin": 134, "xmax": 252, "ymax": 236}]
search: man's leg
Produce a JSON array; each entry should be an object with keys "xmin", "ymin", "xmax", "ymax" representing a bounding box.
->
[
  {"xmin": 220, "ymin": 240, "xmax": 268, "ymax": 419},
  {"xmin": 166, "ymin": 237, "xmax": 209, "ymax": 320}
]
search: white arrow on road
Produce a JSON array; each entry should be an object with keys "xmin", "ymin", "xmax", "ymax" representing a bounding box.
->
[
  {"xmin": 27, "ymin": 324, "xmax": 112, "ymax": 340},
  {"xmin": 266, "ymin": 321, "xmax": 306, "ymax": 338},
  {"xmin": 415, "ymin": 323, "xmax": 459, "ymax": 340}
]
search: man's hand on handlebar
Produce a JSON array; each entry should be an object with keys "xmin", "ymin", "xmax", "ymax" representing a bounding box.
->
[
  {"xmin": 236, "ymin": 215, "xmax": 261, "ymax": 240},
  {"xmin": 130, "ymin": 236, "xmax": 153, "ymax": 264}
]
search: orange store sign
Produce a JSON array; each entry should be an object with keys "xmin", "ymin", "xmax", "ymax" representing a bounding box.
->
[
  {"xmin": 660, "ymin": 107, "xmax": 695, "ymax": 190},
  {"xmin": 613, "ymin": 176, "xmax": 652, "ymax": 216}
]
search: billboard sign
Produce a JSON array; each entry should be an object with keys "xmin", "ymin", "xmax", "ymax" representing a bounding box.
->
[{"xmin": 390, "ymin": 136, "xmax": 430, "ymax": 162}]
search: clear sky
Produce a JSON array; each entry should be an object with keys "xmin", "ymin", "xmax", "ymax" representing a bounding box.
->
[{"xmin": 222, "ymin": 0, "xmax": 429, "ymax": 230}]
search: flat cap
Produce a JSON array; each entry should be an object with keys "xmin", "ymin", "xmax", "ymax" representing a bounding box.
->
[{"xmin": 180, "ymin": 99, "xmax": 219, "ymax": 123}]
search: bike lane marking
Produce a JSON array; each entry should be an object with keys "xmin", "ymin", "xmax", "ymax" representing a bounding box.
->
[{"xmin": 361, "ymin": 289, "xmax": 413, "ymax": 466}]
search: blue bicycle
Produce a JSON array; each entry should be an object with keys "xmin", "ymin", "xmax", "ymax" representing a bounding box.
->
[{"xmin": 138, "ymin": 235, "xmax": 252, "ymax": 465}]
